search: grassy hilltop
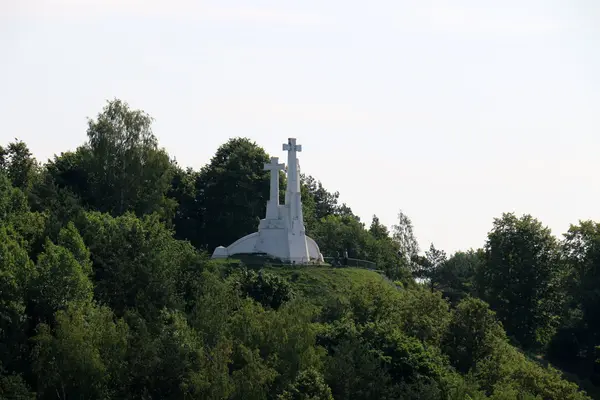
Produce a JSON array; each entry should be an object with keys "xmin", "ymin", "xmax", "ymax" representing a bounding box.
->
[{"xmin": 216, "ymin": 258, "xmax": 391, "ymax": 302}]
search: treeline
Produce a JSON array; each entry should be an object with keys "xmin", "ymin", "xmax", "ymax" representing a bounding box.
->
[
  {"xmin": 421, "ymin": 215, "xmax": 600, "ymax": 396},
  {"xmin": 0, "ymin": 98, "xmax": 597, "ymax": 399}
]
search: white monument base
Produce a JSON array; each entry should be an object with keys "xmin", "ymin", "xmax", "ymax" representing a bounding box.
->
[{"xmin": 211, "ymin": 221, "xmax": 324, "ymax": 264}]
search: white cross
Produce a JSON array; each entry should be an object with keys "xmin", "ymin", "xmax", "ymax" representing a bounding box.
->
[{"xmin": 283, "ymin": 138, "xmax": 302, "ymax": 152}]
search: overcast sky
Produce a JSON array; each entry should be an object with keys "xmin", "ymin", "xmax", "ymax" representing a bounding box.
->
[{"xmin": 1, "ymin": 0, "xmax": 599, "ymax": 253}]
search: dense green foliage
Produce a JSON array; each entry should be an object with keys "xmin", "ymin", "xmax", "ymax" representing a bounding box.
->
[{"xmin": 0, "ymin": 99, "xmax": 597, "ymax": 399}]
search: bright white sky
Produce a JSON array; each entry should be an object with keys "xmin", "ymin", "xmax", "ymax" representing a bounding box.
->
[{"xmin": 1, "ymin": 0, "xmax": 599, "ymax": 254}]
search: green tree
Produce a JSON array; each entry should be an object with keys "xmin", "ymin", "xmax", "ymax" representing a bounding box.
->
[
  {"xmin": 479, "ymin": 213, "xmax": 564, "ymax": 350},
  {"xmin": 186, "ymin": 267, "xmax": 239, "ymax": 347},
  {"xmin": 0, "ymin": 172, "xmax": 47, "ymax": 259},
  {"xmin": 31, "ymin": 302, "xmax": 128, "ymax": 400},
  {"xmin": 29, "ymin": 239, "xmax": 93, "ymax": 324},
  {"xmin": 28, "ymin": 164, "xmax": 84, "ymax": 244},
  {"xmin": 368, "ymin": 233, "xmax": 410, "ymax": 282},
  {"xmin": 397, "ymin": 288, "xmax": 451, "ymax": 346},
  {"xmin": 300, "ymin": 175, "xmax": 340, "ymax": 220},
  {"xmin": 83, "ymin": 99, "xmax": 176, "ymax": 218},
  {"xmin": 0, "ymin": 226, "xmax": 35, "ymax": 371},
  {"xmin": 435, "ymin": 249, "xmax": 484, "ymax": 304},
  {"xmin": 57, "ymin": 222, "xmax": 92, "ymax": 274},
  {"xmin": 369, "ymin": 215, "xmax": 389, "ymax": 240},
  {"xmin": 0, "ymin": 367, "xmax": 35, "ymax": 400},
  {"xmin": 324, "ymin": 332, "xmax": 398, "ymax": 400},
  {"xmin": 125, "ymin": 309, "xmax": 232, "ymax": 400},
  {"xmin": 226, "ymin": 298, "xmax": 324, "ymax": 398},
  {"xmin": 414, "ymin": 243, "xmax": 447, "ymax": 292},
  {"xmin": 195, "ymin": 137, "xmax": 271, "ymax": 252},
  {"xmin": 392, "ymin": 210, "xmax": 419, "ymax": 271},
  {"xmin": 443, "ymin": 297, "xmax": 507, "ymax": 373},
  {"xmin": 235, "ymin": 268, "xmax": 295, "ymax": 310},
  {"xmin": 76, "ymin": 211, "xmax": 198, "ymax": 320},
  {"xmin": 0, "ymin": 172, "xmax": 28, "ymax": 222},
  {"xmin": 549, "ymin": 220, "xmax": 600, "ymax": 384},
  {"xmin": 278, "ymin": 368, "xmax": 333, "ymax": 400},
  {"xmin": 474, "ymin": 342, "xmax": 590, "ymax": 400},
  {"xmin": 168, "ymin": 165, "xmax": 201, "ymax": 244},
  {"xmin": 300, "ymin": 174, "xmax": 355, "ymax": 235},
  {"xmin": 312, "ymin": 214, "xmax": 370, "ymax": 260},
  {"xmin": 300, "ymin": 175, "xmax": 353, "ymax": 219},
  {"xmin": 43, "ymin": 150, "xmax": 91, "ymax": 205},
  {"xmin": 0, "ymin": 140, "xmax": 38, "ymax": 192}
]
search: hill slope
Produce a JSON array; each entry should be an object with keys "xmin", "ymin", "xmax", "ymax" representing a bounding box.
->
[{"xmin": 212, "ymin": 260, "xmax": 592, "ymax": 399}]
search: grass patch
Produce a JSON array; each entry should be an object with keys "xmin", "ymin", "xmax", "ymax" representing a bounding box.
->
[
  {"xmin": 267, "ymin": 266, "xmax": 385, "ymax": 301},
  {"xmin": 210, "ymin": 258, "xmax": 395, "ymax": 305}
]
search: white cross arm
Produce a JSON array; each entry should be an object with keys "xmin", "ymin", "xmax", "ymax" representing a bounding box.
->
[
  {"xmin": 264, "ymin": 157, "xmax": 285, "ymax": 171},
  {"xmin": 283, "ymin": 143, "xmax": 302, "ymax": 152}
]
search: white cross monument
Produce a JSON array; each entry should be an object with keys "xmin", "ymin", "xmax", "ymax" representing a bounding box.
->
[{"xmin": 211, "ymin": 138, "xmax": 323, "ymax": 264}]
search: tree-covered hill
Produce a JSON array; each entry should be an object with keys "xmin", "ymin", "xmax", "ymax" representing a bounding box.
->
[{"xmin": 0, "ymin": 99, "xmax": 598, "ymax": 399}]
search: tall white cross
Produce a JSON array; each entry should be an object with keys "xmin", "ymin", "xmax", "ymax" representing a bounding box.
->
[
  {"xmin": 283, "ymin": 138, "xmax": 302, "ymax": 195},
  {"xmin": 282, "ymin": 138, "xmax": 305, "ymax": 226},
  {"xmin": 264, "ymin": 157, "xmax": 285, "ymax": 219}
]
